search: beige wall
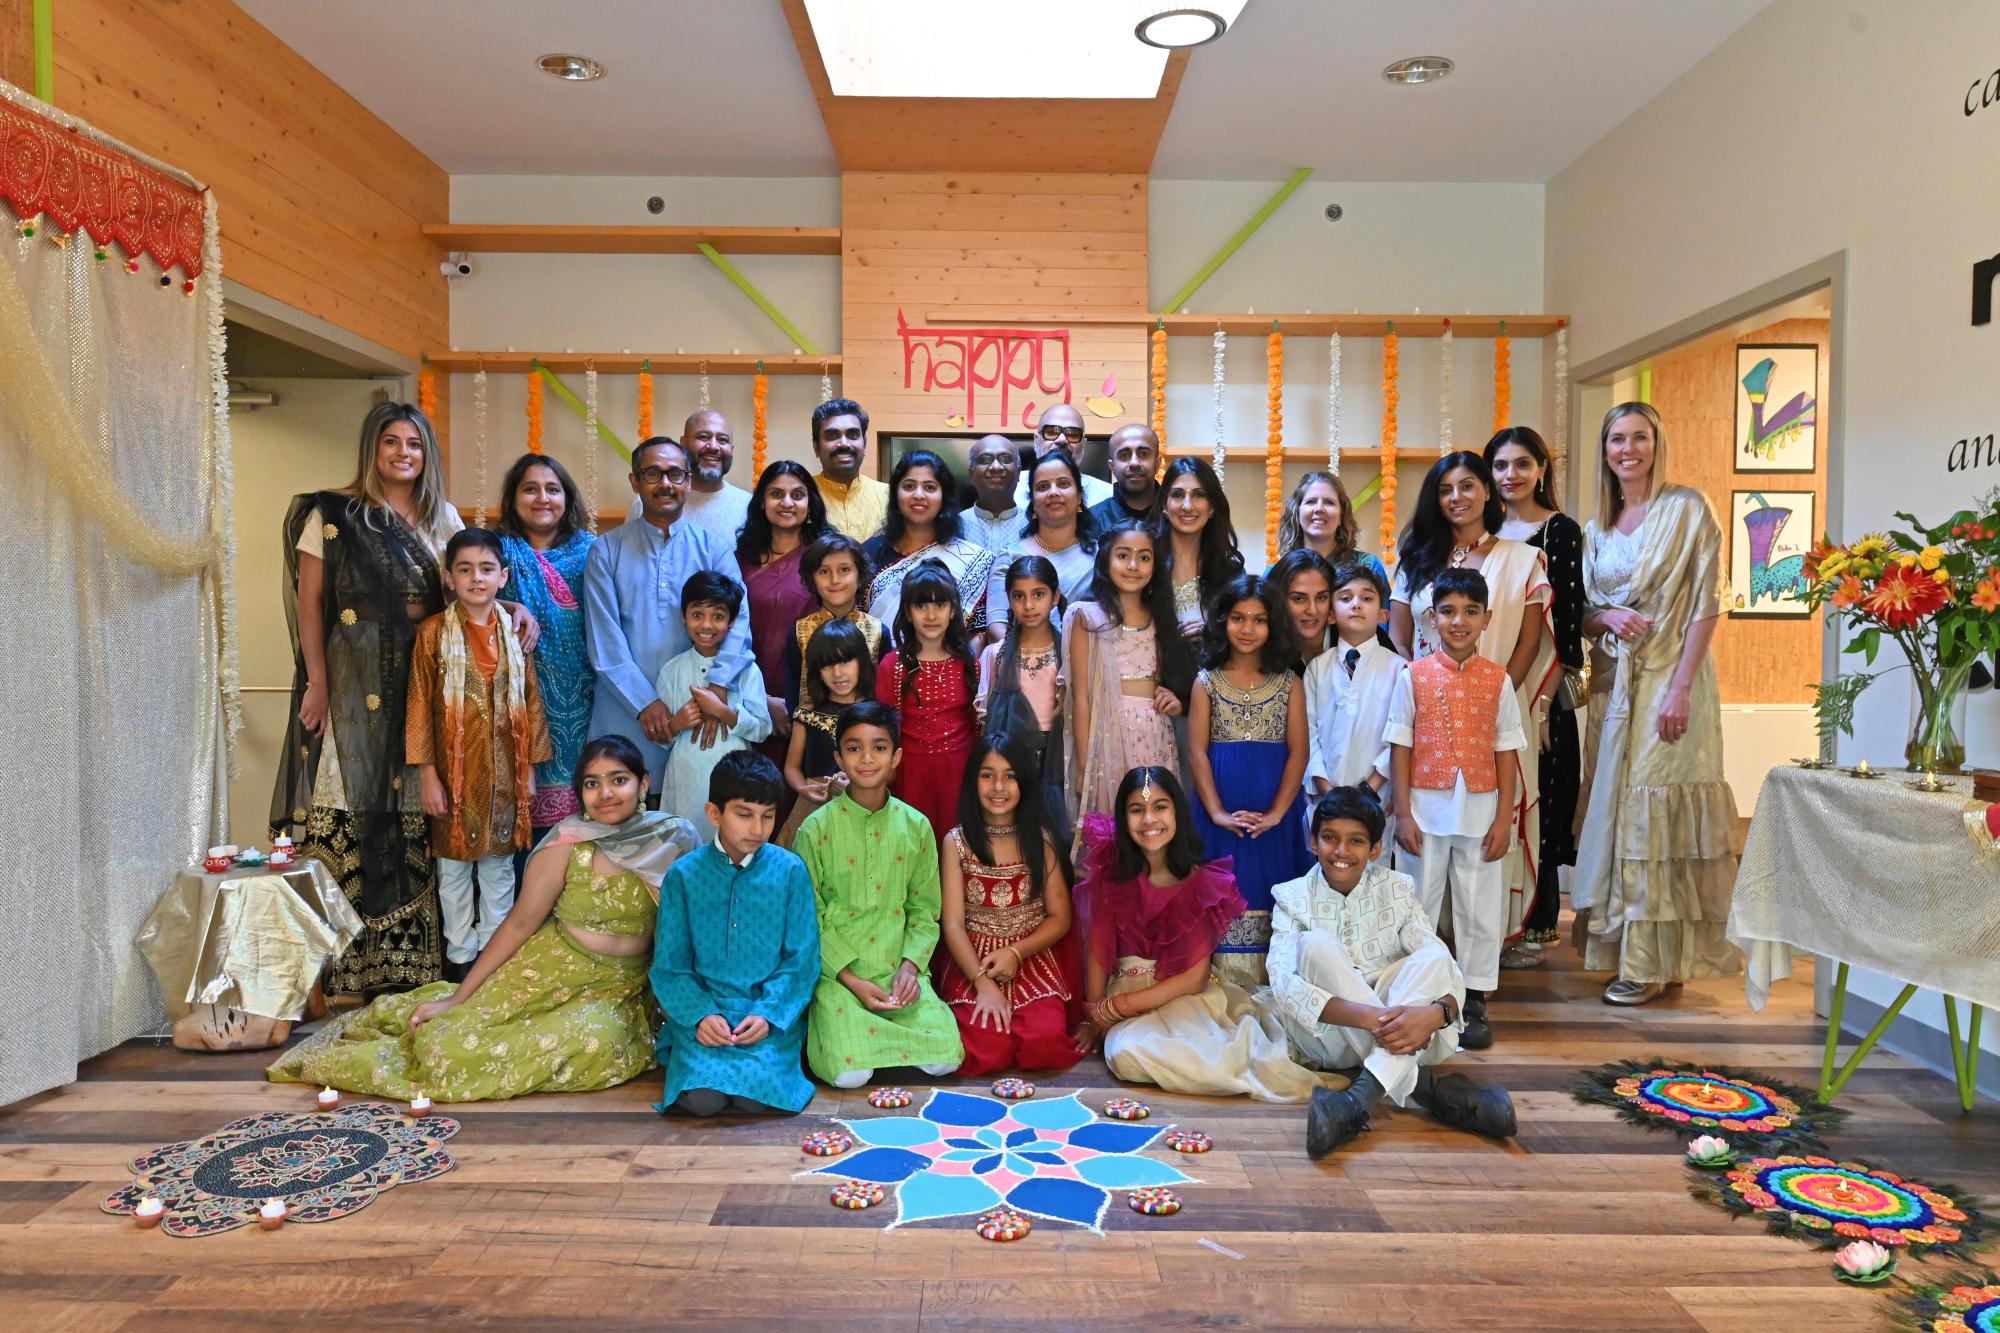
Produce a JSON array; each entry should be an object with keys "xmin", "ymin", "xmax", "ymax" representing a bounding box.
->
[{"xmin": 227, "ymin": 377, "xmax": 393, "ymax": 848}]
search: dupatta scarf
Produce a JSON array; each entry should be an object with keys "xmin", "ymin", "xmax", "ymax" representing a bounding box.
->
[{"xmin": 499, "ymin": 530, "xmax": 595, "ymax": 821}]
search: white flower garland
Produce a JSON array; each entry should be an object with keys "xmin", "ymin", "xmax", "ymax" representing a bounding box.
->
[
  {"xmin": 472, "ymin": 363, "xmax": 489, "ymax": 527},
  {"xmin": 1553, "ymin": 323, "xmax": 1570, "ymax": 465},
  {"xmin": 583, "ymin": 363, "xmax": 601, "ymax": 534},
  {"xmin": 203, "ymin": 192, "xmax": 243, "ymax": 773},
  {"xmin": 819, "ymin": 360, "xmax": 834, "ymax": 404},
  {"xmin": 1326, "ymin": 332, "xmax": 1342, "ymax": 476},
  {"xmin": 1439, "ymin": 322, "xmax": 1454, "ymax": 454},
  {"xmin": 1211, "ymin": 328, "xmax": 1228, "ymax": 478},
  {"xmin": 698, "ymin": 359, "xmax": 711, "ymax": 410}
]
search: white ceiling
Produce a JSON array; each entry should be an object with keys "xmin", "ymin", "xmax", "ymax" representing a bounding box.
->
[{"xmin": 240, "ymin": 0, "xmax": 1772, "ymax": 182}]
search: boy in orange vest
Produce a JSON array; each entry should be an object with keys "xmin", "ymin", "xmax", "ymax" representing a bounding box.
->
[{"xmin": 1385, "ymin": 568, "xmax": 1524, "ymax": 1051}]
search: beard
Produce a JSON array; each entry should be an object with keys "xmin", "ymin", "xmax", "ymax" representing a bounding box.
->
[{"xmin": 695, "ymin": 456, "xmax": 729, "ymax": 485}]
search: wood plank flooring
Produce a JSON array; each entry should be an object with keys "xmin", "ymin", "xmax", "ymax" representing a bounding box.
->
[{"xmin": 3, "ymin": 931, "xmax": 1994, "ymax": 1331}]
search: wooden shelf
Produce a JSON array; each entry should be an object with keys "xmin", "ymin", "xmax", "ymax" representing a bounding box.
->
[
  {"xmin": 924, "ymin": 311, "xmax": 1567, "ymax": 338},
  {"xmin": 422, "ymin": 224, "xmax": 842, "ymax": 256},
  {"xmin": 427, "ymin": 352, "xmax": 840, "ymax": 375}
]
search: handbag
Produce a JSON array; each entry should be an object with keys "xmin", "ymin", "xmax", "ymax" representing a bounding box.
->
[{"xmin": 1554, "ymin": 656, "xmax": 1592, "ymax": 712}]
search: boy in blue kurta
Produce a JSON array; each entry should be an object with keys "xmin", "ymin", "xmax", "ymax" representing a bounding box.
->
[{"xmin": 652, "ymin": 750, "xmax": 819, "ymax": 1115}]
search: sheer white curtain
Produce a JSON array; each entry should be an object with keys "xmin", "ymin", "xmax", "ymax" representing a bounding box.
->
[{"xmin": 0, "ymin": 83, "xmax": 234, "ymax": 1105}]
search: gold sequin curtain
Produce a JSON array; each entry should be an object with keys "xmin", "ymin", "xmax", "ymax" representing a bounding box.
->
[{"xmin": 0, "ymin": 82, "xmax": 233, "ymax": 1105}]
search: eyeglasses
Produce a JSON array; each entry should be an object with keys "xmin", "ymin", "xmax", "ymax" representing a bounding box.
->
[
  {"xmin": 1038, "ymin": 425, "xmax": 1085, "ymax": 442},
  {"xmin": 635, "ymin": 465, "xmax": 689, "ymax": 486}
]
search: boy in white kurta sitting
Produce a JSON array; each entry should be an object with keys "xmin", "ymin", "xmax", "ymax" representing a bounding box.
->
[{"xmin": 1270, "ymin": 786, "xmax": 1517, "ymax": 1159}]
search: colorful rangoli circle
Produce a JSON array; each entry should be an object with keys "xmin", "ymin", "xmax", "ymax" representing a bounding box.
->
[
  {"xmin": 1723, "ymin": 1156, "xmax": 1969, "ymax": 1248},
  {"xmin": 830, "ymin": 1180, "xmax": 884, "ymax": 1209},
  {"xmin": 1128, "ymin": 1187, "xmax": 1181, "ymax": 1216},
  {"xmin": 975, "ymin": 1207, "xmax": 1033, "ymax": 1241},
  {"xmin": 990, "ymin": 1078, "xmax": 1035, "ymax": 1100},
  {"xmin": 1614, "ymin": 1070, "xmax": 1798, "ymax": 1133},
  {"xmin": 801, "ymin": 1131, "xmax": 853, "ymax": 1157},
  {"xmin": 866, "ymin": 1087, "xmax": 912, "ymax": 1109},
  {"xmin": 1102, "ymin": 1097, "xmax": 1150, "ymax": 1120},
  {"xmin": 1934, "ymin": 1282, "xmax": 2000, "ymax": 1333},
  {"xmin": 1163, "ymin": 1129, "xmax": 1212, "ymax": 1153}
]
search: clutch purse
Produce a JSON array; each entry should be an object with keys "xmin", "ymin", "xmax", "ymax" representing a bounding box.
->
[{"xmin": 1554, "ymin": 657, "xmax": 1593, "ymax": 712}]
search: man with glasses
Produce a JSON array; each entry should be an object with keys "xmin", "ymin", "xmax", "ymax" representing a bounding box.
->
[
  {"xmin": 1010, "ymin": 403, "xmax": 1113, "ymax": 511},
  {"xmin": 1088, "ymin": 423, "xmax": 1162, "ymax": 530},
  {"xmin": 585, "ymin": 435, "xmax": 755, "ymax": 789},
  {"xmin": 624, "ymin": 409, "xmax": 751, "ymax": 542},
  {"xmin": 809, "ymin": 398, "xmax": 890, "ymax": 540}
]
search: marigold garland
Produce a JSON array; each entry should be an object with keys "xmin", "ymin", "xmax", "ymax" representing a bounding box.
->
[
  {"xmin": 416, "ymin": 357, "xmax": 437, "ymax": 422},
  {"xmin": 1150, "ymin": 322, "xmax": 1169, "ymax": 460},
  {"xmin": 637, "ymin": 360, "xmax": 654, "ymax": 439},
  {"xmin": 752, "ymin": 366, "xmax": 770, "ymax": 478},
  {"xmin": 1381, "ymin": 325, "xmax": 1399, "ymax": 565},
  {"xmin": 1265, "ymin": 326, "xmax": 1284, "ymax": 565},
  {"xmin": 1493, "ymin": 321, "xmax": 1511, "ymax": 434},
  {"xmin": 525, "ymin": 365, "xmax": 544, "ymax": 455}
]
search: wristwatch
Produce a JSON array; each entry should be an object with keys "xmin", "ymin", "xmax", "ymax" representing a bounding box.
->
[{"xmin": 1434, "ymin": 994, "xmax": 1460, "ymax": 1027}]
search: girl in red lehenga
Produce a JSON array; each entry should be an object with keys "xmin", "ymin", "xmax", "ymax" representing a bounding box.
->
[
  {"xmin": 875, "ymin": 559, "xmax": 978, "ymax": 844},
  {"xmin": 939, "ymin": 733, "xmax": 1083, "ymax": 1076}
]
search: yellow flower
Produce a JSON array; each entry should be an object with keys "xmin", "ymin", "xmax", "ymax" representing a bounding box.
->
[
  {"xmin": 1817, "ymin": 553, "xmax": 1851, "ymax": 579},
  {"xmin": 1852, "ymin": 559, "xmax": 1880, "ymax": 580},
  {"xmin": 1897, "ymin": 553, "xmax": 1919, "ymax": 570},
  {"xmin": 1934, "ymin": 568, "xmax": 1953, "ymax": 586},
  {"xmin": 1919, "ymin": 545, "xmax": 1945, "ymax": 571},
  {"xmin": 1852, "ymin": 533, "xmax": 1890, "ymax": 559},
  {"xmin": 340, "ymin": 608, "xmax": 357, "ymax": 626}
]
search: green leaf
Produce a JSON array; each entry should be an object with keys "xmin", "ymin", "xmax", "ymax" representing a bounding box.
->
[
  {"xmin": 1942, "ymin": 618, "xmax": 1961, "ymax": 664},
  {"xmin": 1862, "ymin": 627, "xmax": 1882, "ymax": 666},
  {"xmin": 1888, "ymin": 529, "xmax": 1924, "ymax": 553}
]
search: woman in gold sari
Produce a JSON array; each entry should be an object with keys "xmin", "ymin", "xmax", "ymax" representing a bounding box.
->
[{"xmin": 1573, "ymin": 403, "xmax": 1740, "ymax": 1005}]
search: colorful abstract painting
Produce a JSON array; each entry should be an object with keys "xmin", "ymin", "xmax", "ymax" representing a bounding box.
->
[
  {"xmin": 796, "ymin": 1089, "xmax": 1197, "ymax": 1233},
  {"xmin": 1735, "ymin": 343, "xmax": 1818, "ymax": 472},
  {"xmin": 1730, "ymin": 490, "xmax": 1816, "ymax": 618}
]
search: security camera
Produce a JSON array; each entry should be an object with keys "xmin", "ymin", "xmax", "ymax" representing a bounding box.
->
[{"xmin": 440, "ymin": 253, "xmax": 474, "ymax": 278}]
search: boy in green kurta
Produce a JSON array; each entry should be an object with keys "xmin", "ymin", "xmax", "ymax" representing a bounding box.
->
[{"xmin": 798, "ymin": 700, "xmax": 964, "ymax": 1088}]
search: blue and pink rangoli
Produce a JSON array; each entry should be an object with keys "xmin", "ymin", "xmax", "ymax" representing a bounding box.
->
[{"xmin": 798, "ymin": 1089, "xmax": 1199, "ymax": 1233}]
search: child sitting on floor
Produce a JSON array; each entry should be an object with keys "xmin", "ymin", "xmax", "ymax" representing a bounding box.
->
[
  {"xmin": 655, "ymin": 570, "xmax": 772, "ymax": 830},
  {"xmin": 1386, "ymin": 568, "xmax": 1525, "ymax": 1052},
  {"xmin": 797, "ymin": 700, "xmax": 964, "ymax": 1088},
  {"xmin": 1269, "ymin": 786, "xmax": 1516, "ymax": 1158},
  {"xmin": 652, "ymin": 751, "xmax": 819, "ymax": 1117}
]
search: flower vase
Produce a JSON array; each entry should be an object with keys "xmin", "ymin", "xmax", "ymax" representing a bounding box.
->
[{"xmin": 1905, "ymin": 661, "xmax": 1972, "ymax": 775}]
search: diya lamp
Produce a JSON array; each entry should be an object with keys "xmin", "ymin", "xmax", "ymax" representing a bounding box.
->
[
  {"xmin": 258, "ymin": 1198, "xmax": 288, "ymax": 1231},
  {"xmin": 409, "ymin": 1091, "xmax": 433, "ymax": 1117},
  {"xmin": 316, "ymin": 1086, "xmax": 340, "ymax": 1111},
  {"xmin": 202, "ymin": 846, "xmax": 234, "ymax": 874},
  {"xmin": 132, "ymin": 1196, "xmax": 165, "ymax": 1229}
]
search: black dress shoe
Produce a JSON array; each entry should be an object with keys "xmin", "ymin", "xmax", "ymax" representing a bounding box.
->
[
  {"xmin": 1306, "ymin": 1086, "xmax": 1371, "ymax": 1159},
  {"xmin": 1422, "ymin": 1072, "xmax": 1517, "ymax": 1139},
  {"xmin": 441, "ymin": 960, "xmax": 471, "ymax": 984},
  {"xmin": 1459, "ymin": 992, "xmax": 1492, "ymax": 1050}
]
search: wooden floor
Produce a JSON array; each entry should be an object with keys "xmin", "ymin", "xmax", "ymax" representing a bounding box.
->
[{"xmin": 3, "ymin": 934, "xmax": 1993, "ymax": 1331}]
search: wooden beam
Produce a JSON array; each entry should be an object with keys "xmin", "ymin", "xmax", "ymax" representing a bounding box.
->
[
  {"xmin": 428, "ymin": 352, "xmax": 839, "ymax": 375},
  {"xmin": 421, "ymin": 224, "xmax": 841, "ymax": 256},
  {"xmin": 924, "ymin": 311, "xmax": 1571, "ymax": 338}
]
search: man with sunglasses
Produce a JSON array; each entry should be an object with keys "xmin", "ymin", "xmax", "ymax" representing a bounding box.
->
[
  {"xmin": 1010, "ymin": 403, "xmax": 1114, "ymax": 511},
  {"xmin": 809, "ymin": 398, "xmax": 891, "ymax": 541},
  {"xmin": 585, "ymin": 435, "xmax": 755, "ymax": 790}
]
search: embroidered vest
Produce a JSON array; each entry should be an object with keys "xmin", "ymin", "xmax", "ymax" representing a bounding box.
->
[{"xmin": 1409, "ymin": 652, "xmax": 1505, "ymax": 793}]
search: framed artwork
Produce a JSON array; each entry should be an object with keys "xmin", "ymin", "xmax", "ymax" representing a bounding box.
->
[
  {"xmin": 1734, "ymin": 343, "xmax": 1818, "ymax": 472},
  {"xmin": 1730, "ymin": 490, "xmax": 1816, "ymax": 618}
]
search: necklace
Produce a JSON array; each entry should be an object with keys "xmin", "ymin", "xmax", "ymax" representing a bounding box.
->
[
  {"xmin": 1449, "ymin": 533, "xmax": 1491, "ymax": 568},
  {"xmin": 984, "ymin": 824, "xmax": 1017, "ymax": 838},
  {"xmin": 1018, "ymin": 645, "xmax": 1058, "ymax": 672}
]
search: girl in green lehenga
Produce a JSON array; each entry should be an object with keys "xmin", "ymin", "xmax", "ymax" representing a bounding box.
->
[{"xmin": 270, "ymin": 737, "xmax": 698, "ymax": 1101}]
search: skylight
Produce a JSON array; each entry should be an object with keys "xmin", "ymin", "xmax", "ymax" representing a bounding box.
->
[{"xmin": 803, "ymin": 1, "xmax": 1246, "ymax": 99}]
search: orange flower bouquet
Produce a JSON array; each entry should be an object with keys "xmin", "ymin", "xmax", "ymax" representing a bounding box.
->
[{"xmin": 1804, "ymin": 500, "xmax": 2000, "ymax": 772}]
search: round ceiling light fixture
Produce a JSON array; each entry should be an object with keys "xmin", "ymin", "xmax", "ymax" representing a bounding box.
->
[
  {"xmin": 537, "ymin": 53, "xmax": 606, "ymax": 82},
  {"xmin": 1135, "ymin": 8, "xmax": 1229, "ymax": 50},
  {"xmin": 1382, "ymin": 55, "xmax": 1454, "ymax": 86}
]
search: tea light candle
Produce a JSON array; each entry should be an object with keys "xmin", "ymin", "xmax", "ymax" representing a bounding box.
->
[
  {"xmin": 410, "ymin": 1091, "xmax": 432, "ymax": 1116},
  {"xmin": 133, "ymin": 1196, "xmax": 164, "ymax": 1229},
  {"xmin": 203, "ymin": 846, "xmax": 233, "ymax": 872},
  {"xmin": 316, "ymin": 1087, "xmax": 340, "ymax": 1111},
  {"xmin": 1855, "ymin": 758, "xmax": 1873, "ymax": 774},
  {"xmin": 258, "ymin": 1198, "xmax": 287, "ymax": 1230}
]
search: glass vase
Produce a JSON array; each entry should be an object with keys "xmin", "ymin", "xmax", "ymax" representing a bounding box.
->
[{"xmin": 1904, "ymin": 661, "xmax": 1973, "ymax": 775}]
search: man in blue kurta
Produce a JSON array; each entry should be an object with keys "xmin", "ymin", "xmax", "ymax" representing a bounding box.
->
[
  {"xmin": 585, "ymin": 435, "xmax": 755, "ymax": 788},
  {"xmin": 652, "ymin": 751, "xmax": 819, "ymax": 1115}
]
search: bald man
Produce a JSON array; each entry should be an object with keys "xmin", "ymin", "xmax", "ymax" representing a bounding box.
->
[
  {"xmin": 625, "ymin": 409, "xmax": 753, "ymax": 542},
  {"xmin": 960, "ymin": 433, "xmax": 1024, "ymax": 554},
  {"xmin": 1087, "ymin": 423, "xmax": 1161, "ymax": 530},
  {"xmin": 1011, "ymin": 403, "xmax": 1114, "ymax": 512}
]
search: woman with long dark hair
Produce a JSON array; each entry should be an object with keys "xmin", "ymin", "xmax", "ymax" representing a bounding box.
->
[
  {"xmin": 1484, "ymin": 427, "xmax": 1586, "ymax": 963},
  {"xmin": 737, "ymin": 460, "xmax": 828, "ymax": 817},
  {"xmin": 987, "ymin": 448, "xmax": 1098, "ymax": 637},
  {"xmin": 863, "ymin": 449, "xmax": 997, "ymax": 633},
  {"xmin": 1153, "ymin": 457, "xmax": 1246, "ymax": 641}
]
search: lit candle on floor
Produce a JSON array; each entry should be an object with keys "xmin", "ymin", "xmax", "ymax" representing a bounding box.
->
[
  {"xmin": 133, "ymin": 1196, "xmax": 164, "ymax": 1229},
  {"xmin": 410, "ymin": 1091, "xmax": 432, "ymax": 1116},
  {"xmin": 316, "ymin": 1087, "xmax": 340, "ymax": 1110},
  {"xmin": 259, "ymin": 1198, "xmax": 288, "ymax": 1230}
]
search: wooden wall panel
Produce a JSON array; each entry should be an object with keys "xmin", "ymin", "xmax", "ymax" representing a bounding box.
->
[
  {"xmin": 1649, "ymin": 316, "xmax": 1830, "ymax": 705},
  {"xmin": 46, "ymin": 0, "xmax": 447, "ymax": 367},
  {"xmin": 841, "ymin": 172, "xmax": 1148, "ymax": 445}
]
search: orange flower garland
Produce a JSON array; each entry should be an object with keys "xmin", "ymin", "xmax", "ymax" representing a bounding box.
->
[
  {"xmin": 416, "ymin": 358, "xmax": 437, "ymax": 421},
  {"xmin": 637, "ymin": 360, "xmax": 654, "ymax": 439},
  {"xmin": 752, "ymin": 366, "xmax": 770, "ymax": 478},
  {"xmin": 1493, "ymin": 321, "xmax": 1511, "ymax": 434},
  {"xmin": 1265, "ymin": 326, "xmax": 1284, "ymax": 565},
  {"xmin": 1150, "ymin": 322, "xmax": 1168, "ymax": 458},
  {"xmin": 1381, "ymin": 326, "xmax": 1399, "ymax": 565},
  {"xmin": 526, "ymin": 364, "xmax": 544, "ymax": 454}
]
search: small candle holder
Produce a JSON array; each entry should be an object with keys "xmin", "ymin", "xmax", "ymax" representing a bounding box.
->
[
  {"xmin": 202, "ymin": 847, "xmax": 233, "ymax": 874},
  {"xmin": 1908, "ymin": 768, "xmax": 1951, "ymax": 793},
  {"xmin": 132, "ymin": 1196, "xmax": 165, "ymax": 1229},
  {"xmin": 316, "ymin": 1087, "xmax": 340, "ymax": 1111},
  {"xmin": 1792, "ymin": 756, "xmax": 1828, "ymax": 770},
  {"xmin": 1846, "ymin": 760, "xmax": 1882, "ymax": 779},
  {"xmin": 258, "ymin": 1198, "xmax": 288, "ymax": 1230},
  {"xmin": 409, "ymin": 1092, "xmax": 432, "ymax": 1117}
]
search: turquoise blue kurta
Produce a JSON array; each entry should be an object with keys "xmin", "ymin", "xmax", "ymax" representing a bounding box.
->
[
  {"xmin": 797, "ymin": 793, "xmax": 963, "ymax": 1081},
  {"xmin": 651, "ymin": 842, "xmax": 820, "ymax": 1112},
  {"xmin": 655, "ymin": 646, "xmax": 773, "ymax": 829}
]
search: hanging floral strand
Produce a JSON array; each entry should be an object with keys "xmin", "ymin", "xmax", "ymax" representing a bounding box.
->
[
  {"xmin": 637, "ymin": 358, "xmax": 654, "ymax": 439},
  {"xmin": 1327, "ymin": 331, "xmax": 1343, "ymax": 477},
  {"xmin": 1264, "ymin": 325, "xmax": 1286, "ymax": 565},
  {"xmin": 1210, "ymin": 327, "xmax": 1228, "ymax": 479},
  {"xmin": 417, "ymin": 356, "xmax": 437, "ymax": 421},
  {"xmin": 752, "ymin": 363, "xmax": 770, "ymax": 478},
  {"xmin": 1381, "ymin": 323, "xmax": 1400, "ymax": 566},
  {"xmin": 526, "ymin": 363, "xmax": 544, "ymax": 454},
  {"xmin": 1552, "ymin": 319, "xmax": 1570, "ymax": 474},
  {"xmin": 1438, "ymin": 319, "xmax": 1453, "ymax": 454},
  {"xmin": 819, "ymin": 359, "xmax": 834, "ymax": 404},
  {"xmin": 1493, "ymin": 320, "xmax": 1511, "ymax": 434},
  {"xmin": 697, "ymin": 359, "xmax": 711, "ymax": 410},
  {"xmin": 1150, "ymin": 321, "xmax": 1169, "ymax": 456},
  {"xmin": 472, "ymin": 358, "xmax": 490, "ymax": 527},
  {"xmin": 583, "ymin": 359, "xmax": 600, "ymax": 534}
]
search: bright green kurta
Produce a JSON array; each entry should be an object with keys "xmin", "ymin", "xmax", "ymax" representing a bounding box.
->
[{"xmin": 797, "ymin": 792, "xmax": 962, "ymax": 1080}]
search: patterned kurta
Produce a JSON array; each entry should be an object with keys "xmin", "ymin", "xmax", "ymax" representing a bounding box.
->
[
  {"xmin": 1267, "ymin": 863, "xmax": 1450, "ymax": 1028},
  {"xmin": 406, "ymin": 612, "xmax": 554, "ymax": 860},
  {"xmin": 267, "ymin": 843, "xmax": 657, "ymax": 1100},
  {"xmin": 651, "ymin": 842, "xmax": 820, "ymax": 1112},
  {"xmin": 654, "ymin": 646, "xmax": 773, "ymax": 830},
  {"xmin": 814, "ymin": 473, "xmax": 891, "ymax": 542},
  {"xmin": 797, "ymin": 793, "xmax": 963, "ymax": 1079}
]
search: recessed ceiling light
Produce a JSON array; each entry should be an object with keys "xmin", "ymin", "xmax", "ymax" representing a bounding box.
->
[
  {"xmin": 537, "ymin": 53, "xmax": 606, "ymax": 82},
  {"xmin": 1382, "ymin": 55, "xmax": 1453, "ymax": 86},
  {"xmin": 1135, "ymin": 7, "xmax": 1229, "ymax": 50}
]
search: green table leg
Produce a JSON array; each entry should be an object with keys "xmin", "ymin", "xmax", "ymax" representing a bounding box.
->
[
  {"xmin": 1945, "ymin": 998, "xmax": 1984, "ymax": 1113},
  {"xmin": 1821, "ymin": 980, "xmax": 1919, "ymax": 1103},
  {"xmin": 1820, "ymin": 963, "xmax": 1850, "ymax": 1101}
]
